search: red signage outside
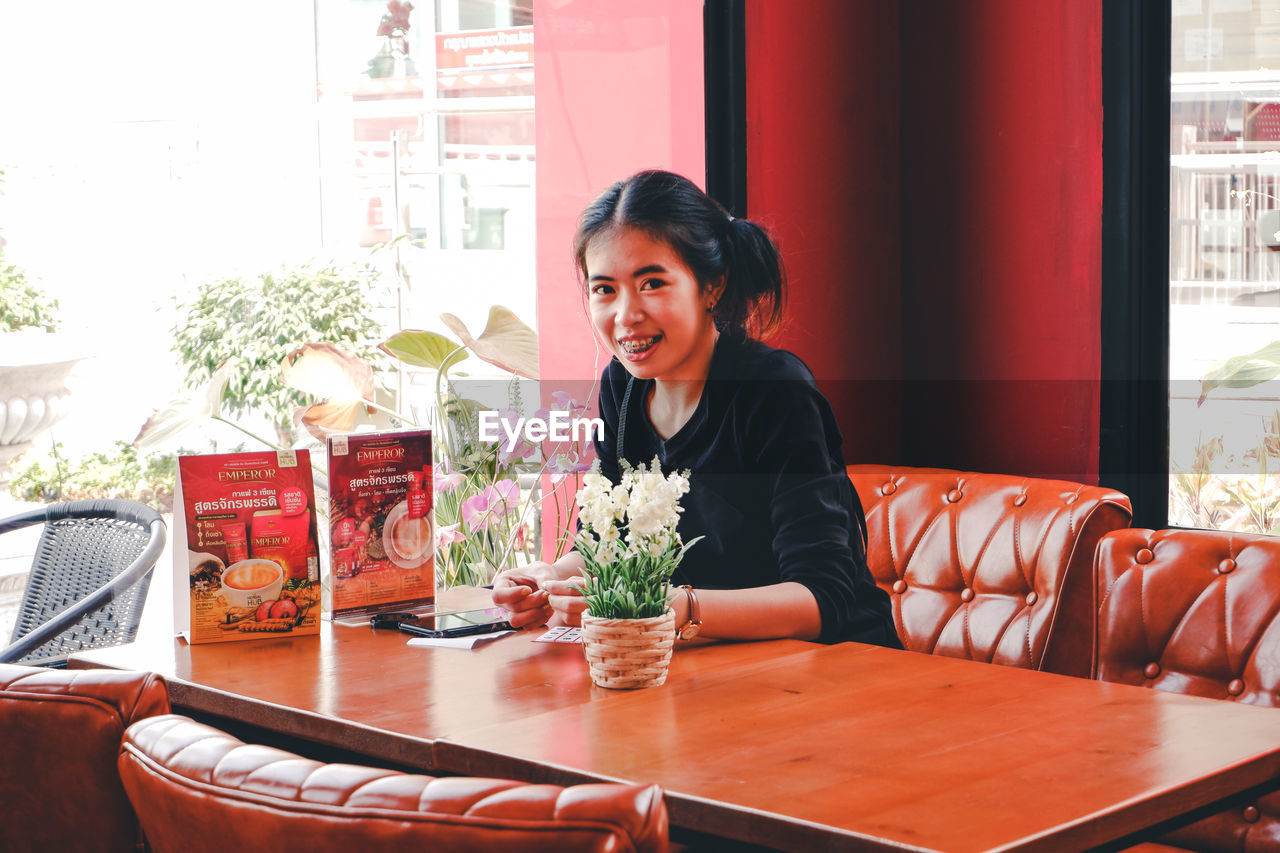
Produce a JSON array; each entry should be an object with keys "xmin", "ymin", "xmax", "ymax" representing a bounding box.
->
[{"xmin": 436, "ymin": 26, "xmax": 534, "ymax": 73}]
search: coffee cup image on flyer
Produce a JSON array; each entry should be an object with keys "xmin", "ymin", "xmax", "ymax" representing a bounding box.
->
[
  {"xmin": 220, "ymin": 559, "xmax": 284, "ymax": 609},
  {"xmin": 382, "ymin": 500, "xmax": 435, "ymax": 569}
]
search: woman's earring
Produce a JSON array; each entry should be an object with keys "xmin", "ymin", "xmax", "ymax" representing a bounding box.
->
[{"xmin": 707, "ymin": 300, "xmax": 717, "ymax": 314}]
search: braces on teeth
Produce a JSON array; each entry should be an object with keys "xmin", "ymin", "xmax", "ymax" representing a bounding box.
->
[{"xmin": 621, "ymin": 338, "xmax": 658, "ymax": 353}]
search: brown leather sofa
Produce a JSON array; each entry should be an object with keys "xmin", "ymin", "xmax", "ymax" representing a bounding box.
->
[
  {"xmin": 120, "ymin": 714, "xmax": 670, "ymax": 853},
  {"xmin": 847, "ymin": 464, "xmax": 1132, "ymax": 676},
  {"xmin": 1095, "ymin": 528, "xmax": 1280, "ymax": 852},
  {"xmin": 0, "ymin": 663, "xmax": 169, "ymax": 853}
]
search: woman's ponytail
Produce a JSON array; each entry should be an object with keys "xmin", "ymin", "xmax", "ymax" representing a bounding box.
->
[{"xmin": 720, "ymin": 217, "xmax": 786, "ymax": 339}]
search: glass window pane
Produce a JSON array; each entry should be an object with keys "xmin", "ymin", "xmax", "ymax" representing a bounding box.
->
[
  {"xmin": 0, "ymin": 0, "xmax": 535, "ymax": 498},
  {"xmin": 0, "ymin": 1, "xmax": 328, "ymax": 460},
  {"xmin": 316, "ymin": 0, "xmax": 536, "ymax": 342},
  {"xmin": 1170, "ymin": 0, "xmax": 1280, "ymax": 532}
]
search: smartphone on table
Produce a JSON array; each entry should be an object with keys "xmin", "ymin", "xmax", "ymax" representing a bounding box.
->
[{"xmin": 394, "ymin": 607, "xmax": 511, "ymax": 639}]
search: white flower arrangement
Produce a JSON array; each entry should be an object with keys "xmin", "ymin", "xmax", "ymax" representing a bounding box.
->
[{"xmin": 574, "ymin": 456, "xmax": 701, "ymax": 619}]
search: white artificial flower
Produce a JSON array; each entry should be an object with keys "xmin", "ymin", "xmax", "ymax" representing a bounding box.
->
[
  {"xmin": 576, "ymin": 461, "xmax": 628, "ymax": 534},
  {"xmin": 578, "ymin": 456, "xmax": 692, "ymax": 569},
  {"xmin": 580, "ymin": 503, "xmax": 616, "ymax": 536},
  {"xmin": 627, "ymin": 502, "xmax": 669, "ymax": 538},
  {"xmin": 576, "ymin": 468, "xmax": 610, "ymax": 510}
]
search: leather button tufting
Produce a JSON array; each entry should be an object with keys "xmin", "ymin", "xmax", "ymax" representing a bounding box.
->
[
  {"xmin": 1136, "ymin": 548, "xmax": 1154, "ymax": 564},
  {"xmin": 1244, "ymin": 805, "xmax": 1261, "ymax": 823},
  {"xmin": 1025, "ymin": 592, "xmax": 1038, "ymax": 606},
  {"xmin": 1228, "ymin": 679, "xmax": 1245, "ymax": 696},
  {"xmin": 1218, "ymin": 558, "xmax": 1236, "ymax": 574},
  {"xmin": 960, "ymin": 588, "xmax": 974, "ymax": 602},
  {"xmin": 892, "ymin": 580, "xmax": 907, "ymax": 594},
  {"xmin": 1144, "ymin": 662, "xmax": 1160, "ymax": 678},
  {"xmin": 947, "ymin": 489, "xmax": 962, "ymax": 503},
  {"xmin": 882, "ymin": 482, "xmax": 897, "ymax": 496},
  {"xmin": 1013, "ymin": 494, "xmax": 1027, "ymax": 507}
]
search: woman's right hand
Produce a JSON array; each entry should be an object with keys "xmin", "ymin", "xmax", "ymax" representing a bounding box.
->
[{"xmin": 491, "ymin": 562, "xmax": 558, "ymax": 629}]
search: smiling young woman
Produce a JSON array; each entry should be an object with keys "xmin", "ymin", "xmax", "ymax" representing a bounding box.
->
[
  {"xmin": 585, "ymin": 229, "xmax": 721, "ymax": 438},
  {"xmin": 492, "ymin": 170, "xmax": 899, "ymax": 647}
]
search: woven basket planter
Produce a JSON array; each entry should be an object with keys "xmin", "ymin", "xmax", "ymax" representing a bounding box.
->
[{"xmin": 581, "ymin": 609, "xmax": 675, "ymax": 689}]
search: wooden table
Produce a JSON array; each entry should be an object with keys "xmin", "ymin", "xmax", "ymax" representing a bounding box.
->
[{"xmin": 71, "ymin": 587, "xmax": 1280, "ymax": 852}]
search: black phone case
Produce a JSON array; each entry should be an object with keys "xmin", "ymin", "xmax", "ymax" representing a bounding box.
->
[{"xmin": 396, "ymin": 619, "xmax": 510, "ymax": 639}]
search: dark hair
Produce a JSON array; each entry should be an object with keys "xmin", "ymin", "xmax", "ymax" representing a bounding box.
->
[{"xmin": 572, "ymin": 170, "xmax": 786, "ymax": 339}]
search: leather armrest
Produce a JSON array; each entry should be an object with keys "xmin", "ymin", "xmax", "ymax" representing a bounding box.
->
[
  {"xmin": 120, "ymin": 714, "xmax": 669, "ymax": 853},
  {"xmin": 0, "ymin": 664, "xmax": 168, "ymax": 853}
]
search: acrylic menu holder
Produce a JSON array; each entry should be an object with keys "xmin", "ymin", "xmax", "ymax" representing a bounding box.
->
[
  {"xmin": 173, "ymin": 449, "xmax": 322, "ymax": 644},
  {"xmin": 327, "ymin": 429, "xmax": 436, "ymax": 622}
]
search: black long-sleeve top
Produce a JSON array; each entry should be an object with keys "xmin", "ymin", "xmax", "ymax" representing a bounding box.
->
[{"xmin": 594, "ymin": 328, "xmax": 899, "ymax": 646}]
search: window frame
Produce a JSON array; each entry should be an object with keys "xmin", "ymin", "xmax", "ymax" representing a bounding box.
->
[
  {"xmin": 703, "ymin": 0, "xmax": 747, "ymax": 217},
  {"xmin": 1099, "ymin": 0, "xmax": 1171, "ymax": 530}
]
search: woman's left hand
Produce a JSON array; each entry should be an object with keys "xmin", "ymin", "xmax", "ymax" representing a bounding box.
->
[
  {"xmin": 492, "ymin": 565, "xmax": 555, "ymax": 629},
  {"xmin": 540, "ymin": 576, "xmax": 589, "ymax": 626}
]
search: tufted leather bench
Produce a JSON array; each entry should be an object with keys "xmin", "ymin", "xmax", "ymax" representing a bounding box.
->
[
  {"xmin": 847, "ymin": 465, "xmax": 1131, "ymax": 676},
  {"xmin": 0, "ymin": 663, "xmax": 170, "ymax": 853},
  {"xmin": 120, "ymin": 714, "xmax": 670, "ymax": 853},
  {"xmin": 1096, "ymin": 528, "xmax": 1280, "ymax": 852}
]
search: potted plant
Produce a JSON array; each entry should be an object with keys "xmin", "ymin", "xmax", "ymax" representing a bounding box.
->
[
  {"xmin": 0, "ymin": 256, "xmax": 80, "ymax": 489},
  {"xmin": 170, "ymin": 260, "xmax": 386, "ymax": 448},
  {"xmin": 574, "ymin": 457, "xmax": 701, "ymax": 689}
]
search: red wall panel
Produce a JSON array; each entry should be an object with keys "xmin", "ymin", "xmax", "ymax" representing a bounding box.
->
[
  {"xmin": 745, "ymin": 0, "xmax": 904, "ymax": 466},
  {"xmin": 745, "ymin": 0, "xmax": 1102, "ymax": 481},
  {"xmin": 898, "ymin": 0, "xmax": 1103, "ymax": 483}
]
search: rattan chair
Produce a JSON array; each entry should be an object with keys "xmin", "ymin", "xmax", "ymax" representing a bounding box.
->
[{"xmin": 0, "ymin": 500, "xmax": 165, "ymax": 667}]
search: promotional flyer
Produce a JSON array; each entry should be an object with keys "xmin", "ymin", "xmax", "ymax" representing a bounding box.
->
[
  {"xmin": 328, "ymin": 429, "xmax": 434, "ymax": 618},
  {"xmin": 174, "ymin": 450, "xmax": 321, "ymax": 643}
]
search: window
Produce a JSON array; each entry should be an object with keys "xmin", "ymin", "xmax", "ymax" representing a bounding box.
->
[
  {"xmin": 1167, "ymin": 0, "xmax": 1280, "ymax": 533},
  {"xmin": 316, "ymin": 0, "xmax": 537, "ymax": 343},
  {"xmin": 0, "ymin": 0, "xmax": 537, "ymax": 492}
]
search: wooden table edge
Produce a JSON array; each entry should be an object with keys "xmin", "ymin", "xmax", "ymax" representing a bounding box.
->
[
  {"xmin": 69, "ymin": 653, "xmax": 438, "ymax": 771},
  {"xmin": 430, "ymin": 705, "xmax": 1280, "ymax": 853},
  {"xmin": 432, "ymin": 738, "xmax": 948, "ymax": 853},
  {"xmin": 67, "ymin": 643, "xmax": 1280, "ymax": 852},
  {"xmin": 1024, "ymin": 766, "xmax": 1280, "ymax": 853}
]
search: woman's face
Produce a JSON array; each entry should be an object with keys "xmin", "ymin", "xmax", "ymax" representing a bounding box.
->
[{"xmin": 585, "ymin": 227, "xmax": 720, "ymax": 382}]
